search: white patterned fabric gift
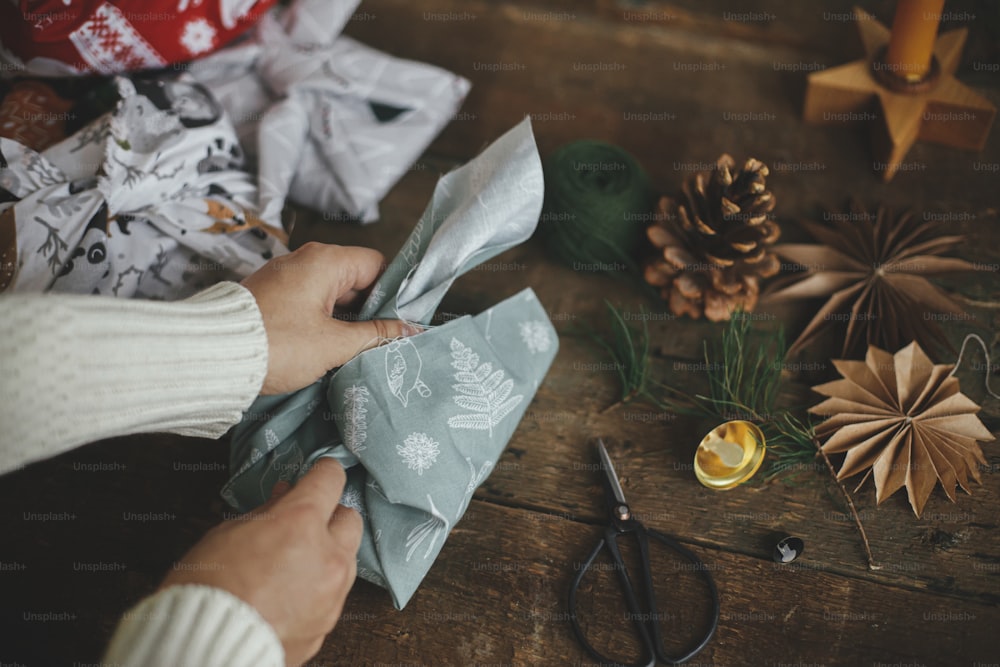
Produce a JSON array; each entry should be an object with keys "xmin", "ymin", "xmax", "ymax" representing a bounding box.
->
[
  {"xmin": 0, "ymin": 76, "xmax": 287, "ymax": 298},
  {"xmin": 187, "ymin": 0, "xmax": 471, "ymax": 224},
  {"xmin": 222, "ymin": 118, "xmax": 558, "ymax": 608}
]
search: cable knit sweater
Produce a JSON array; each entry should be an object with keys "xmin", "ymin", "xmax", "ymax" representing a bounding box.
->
[{"xmin": 0, "ymin": 282, "xmax": 284, "ymax": 666}]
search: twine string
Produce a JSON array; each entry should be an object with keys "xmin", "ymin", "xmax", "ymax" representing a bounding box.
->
[{"xmin": 948, "ymin": 333, "xmax": 1000, "ymax": 401}]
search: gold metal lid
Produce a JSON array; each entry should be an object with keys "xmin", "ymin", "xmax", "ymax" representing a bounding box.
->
[{"xmin": 694, "ymin": 420, "xmax": 766, "ymax": 490}]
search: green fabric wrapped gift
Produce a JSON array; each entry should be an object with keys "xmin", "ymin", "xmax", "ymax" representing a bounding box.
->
[{"xmin": 222, "ymin": 118, "xmax": 558, "ymax": 608}]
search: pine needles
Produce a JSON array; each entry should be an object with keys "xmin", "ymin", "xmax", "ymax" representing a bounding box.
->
[
  {"xmin": 703, "ymin": 312, "xmax": 784, "ymax": 423},
  {"xmin": 593, "ymin": 303, "xmax": 814, "ymax": 464},
  {"xmin": 654, "ymin": 309, "xmax": 789, "ymax": 426},
  {"xmin": 590, "ymin": 304, "xmax": 879, "ymax": 569},
  {"xmin": 764, "ymin": 412, "xmax": 819, "ymax": 482},
  {"xmin": 588, "ymin": 302, "xmax": 657, "ymax": 411}
]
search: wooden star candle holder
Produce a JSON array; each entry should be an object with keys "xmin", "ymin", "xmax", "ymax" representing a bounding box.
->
[{"xmin": 804, "ymin": 3, "xmax": 996, "ymax": 182}]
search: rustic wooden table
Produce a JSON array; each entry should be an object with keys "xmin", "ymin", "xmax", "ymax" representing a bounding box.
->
[{"xmin": 2, "ymin": 1, "xmax": 998, "ymax": 665}]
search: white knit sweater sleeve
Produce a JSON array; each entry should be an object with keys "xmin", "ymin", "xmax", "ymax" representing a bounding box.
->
[
  {"xmin": 0, "ymin": 282, "xmax": 285, "ymax": 664},
  {"xmin": 103, "ymin": 585, "xmax": 284, "ymax": 667},
  {"xmin": 0, "ymin": 281, "xmax": 267, "ymax": 475}
]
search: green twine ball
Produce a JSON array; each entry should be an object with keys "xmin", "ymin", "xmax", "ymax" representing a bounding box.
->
[{"xmin": 537, "ymin": 140, "xmax": 657, "ymax": 271}]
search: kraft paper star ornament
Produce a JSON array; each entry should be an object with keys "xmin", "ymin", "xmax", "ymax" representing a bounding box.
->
[
  {"xmin": 803, "ymin": 7, "xmax": 996, "ymax": 182},
  {"xmin": 810, "ymin": 341, "xmax": 994, "ymax": 517}
]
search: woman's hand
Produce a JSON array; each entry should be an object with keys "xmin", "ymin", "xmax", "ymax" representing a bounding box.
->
[
  {"xmin": 161, "ymin": 458, "xmax": 362, "ymax": 666},
  {"xmin": 241, "ymin": 242, "xmax": 418, "ymax": 395}
]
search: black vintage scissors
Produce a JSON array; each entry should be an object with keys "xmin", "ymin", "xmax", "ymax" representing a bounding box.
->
[{"xmin": 568, "ymin": 439, "xmax": 720, "ymax": 666}]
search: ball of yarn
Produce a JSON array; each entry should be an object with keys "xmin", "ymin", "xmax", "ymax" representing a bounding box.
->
[{"xmin": 537, "ymin": 140, "xmax": 656, "ymax": 271}]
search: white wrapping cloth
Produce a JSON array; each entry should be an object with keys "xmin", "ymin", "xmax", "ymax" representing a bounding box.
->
[
  {"xmin": 0, "ymin": 76, "xmax": 287, "ymax": 298},
  {"xmin": 188, "ymin": 0, "xmax": 471, "ymax": 224}
]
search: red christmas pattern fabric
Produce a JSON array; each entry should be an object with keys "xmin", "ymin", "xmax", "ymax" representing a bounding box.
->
[{"xmin": 0, "ymin": 0, "xmax": 278, "ymax": 75}]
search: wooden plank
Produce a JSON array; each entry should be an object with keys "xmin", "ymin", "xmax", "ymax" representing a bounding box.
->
[
  {"xmin": 2, "ymin": 339, "xmax": 996, "ymax": 665},
  {"xmin": 3, "ymin": 457, "xmax": 995, "ymax": 667},
  {"xmin": 322, "ymin": 500, "xmax": 999, "ymax": 665},
  {"xmin": 2, "ymin": 2, "xmax": 998, "ymax": 665},
  {"xmin": 466, "ymin": 0, "xmax": 995, "ymax": 63},
  {"xmin": 468, "ymin": 333, "xmax": 1000, "ymax": 604},
  {"xmin": 292, "ymin": 156, "xmax": 1000, "ymax": 606},
  {"xmin": 295, "ymin": 154, "xmax": 1000, "ymax": 378},
  {"xmin": 342, "ymin": 0, "xmax": 1000, "ymax": 221},
  {"xmin": 331, "ymin": 0, "xmax": 1000, "ymax": 372},
  {"xmin": 0, "ymin": 435, "xmax": 234, "ymax": 665},
  {"xmin": 473, "ymin": 0, "xmax": 869, "ymax": 58}
]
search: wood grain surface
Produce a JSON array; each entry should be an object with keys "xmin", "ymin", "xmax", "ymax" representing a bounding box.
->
[{"xmin": 1, "ymin": 1, "xmax": 999, "ymax": 666}]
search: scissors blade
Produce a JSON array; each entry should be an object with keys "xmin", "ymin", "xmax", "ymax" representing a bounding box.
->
[{"xmin": 595, "ymin": 438, "xmax": 628, "ymax": 506}]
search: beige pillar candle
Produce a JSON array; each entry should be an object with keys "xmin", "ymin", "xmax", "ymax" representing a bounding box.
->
[{"xmin": 885, "ymin": 0, "xmax": 946, "ymax": 82}]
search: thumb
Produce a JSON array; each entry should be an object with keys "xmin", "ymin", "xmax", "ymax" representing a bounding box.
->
[
  {"xmin": 242, "ymin": 480, "xmax": 292, "ymax": 520},
  {"xmin": 325, "ymin": 318, "xmax": 422, "ymax": 368}
]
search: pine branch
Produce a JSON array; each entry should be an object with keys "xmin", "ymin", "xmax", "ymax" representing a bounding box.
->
[
  {"xmin": 764, "ymin": 412, "xmax": 817, "ymax": 481},
  {"xmin": 589, "ymin": 305, "xmax": 879, "ymax": 570}
]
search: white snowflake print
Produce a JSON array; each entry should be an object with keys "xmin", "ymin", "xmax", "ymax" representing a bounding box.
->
[
  {"xmin": 396, "ymin": 432, "xmax": 440, "ymax": 475},
  {"xmin": 219, "ymin": 0, "xmax": 261, "ymax": 29},
  {"xmin": 519, "ymin": 320, "xmax": 552, "ymax": 354},
  {"xmin": 339, "ymin": 487, "xmax": 366, "ymax": 517},
  {"xmin": 343, "ymin": 385, "xmax": 370, "ymax": 454},
  {"xmin": 180, "ymin": 18, "xmax": 217, "ymax": 56}
]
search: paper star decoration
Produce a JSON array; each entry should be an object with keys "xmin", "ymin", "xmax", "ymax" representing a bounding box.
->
[
  {"xmin": 810, "ymin": 342, "xmax": 994, "ymax": 517},
  {"xmin": 764, "ymin": 201, "xmax": 973, "ymax": 360},
  {"xmin": 804, "ymin": 7, "xmax": 996, "ymax": 182}
]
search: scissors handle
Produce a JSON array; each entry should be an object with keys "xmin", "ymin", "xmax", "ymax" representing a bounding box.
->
[
  {"xmin": 568, "ymin": 524, "xmax": 719, "ymax": 666},
  {"xmin": 645, "ymin": 526, "xmax": 720, "ymax": 662},
  {"xmin": 568, "ymin": 529, "xmax": 653, "ymax": 667}
]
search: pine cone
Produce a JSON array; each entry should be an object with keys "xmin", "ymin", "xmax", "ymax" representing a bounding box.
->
[{"xmin": 644, "ymin": 155, "xmax": 780, "ymax": 321}]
